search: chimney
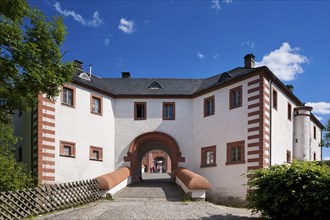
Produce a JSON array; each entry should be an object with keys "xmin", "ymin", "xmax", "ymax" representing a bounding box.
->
[
  {"xmin": 74, "ymin": 60, "xmax": 83, "ymax": 70},
  {"xmin": 122, "ymin": 72, "xmax": 131, "ymax": 78},
  {"xmin": 286, "ymin": 85, "xmax": 294, "ymax": 92},
  {"xmin": 244, "ymin": 54, "xmax": 255, "ymax": 68},
  {"xmin": 89, "ymin": 64, "xmax": 92, "ymax": 77}
]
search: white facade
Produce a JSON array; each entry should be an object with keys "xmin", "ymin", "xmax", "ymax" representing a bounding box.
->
[
  {"xmin": 270, "ymin": 84, "xmax": 297, "ymax": 165},
  {"xmin": 14, "ymin": 59, "xmax": 323, "ymax": 204},
  {"xmin": 114, "ymin": 98, "xmax": 194, "ymax": 170},
  {"xmin": 53, "ymin": 84, "xmax": 115, "ymax": 182},
  {"xmin": 193, "ymin": 78, "xmax": 252, "ymax": 202}
]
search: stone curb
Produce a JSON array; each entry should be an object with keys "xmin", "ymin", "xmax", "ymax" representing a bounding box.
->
[{"xmin": 35, "ymin": 202, "xmax": 98, "ymax": 220}]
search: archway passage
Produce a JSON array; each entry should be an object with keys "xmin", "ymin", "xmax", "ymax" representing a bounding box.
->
[
  {"xmin": 124, "ymin": 132, "xmax": 185, "ymax": 182},
  {"xmin": 141, "ymin": 150, "xmax": 172, "ymax": 174}
]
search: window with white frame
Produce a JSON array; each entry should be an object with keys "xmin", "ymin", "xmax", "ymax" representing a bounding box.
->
[
  {"xmin": 201, "ymin": 145, "xmax": 216, "ymax": 167},
  {"xmin": 91, "ymin": 94, "xmax": 102, "ymax": 115},
  {"xmin": 163, "ymin": 102, "xmax": 175, "ymax": 120},
  {"xmin": 62, "ymin": 86, "xmax": 75, "ymax": 107}
]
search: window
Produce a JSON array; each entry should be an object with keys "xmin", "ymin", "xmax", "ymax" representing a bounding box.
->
[
  {"xmin": 272, "ymin": 89, "xmax": 278, "ymax": 110},
  {"xmin": 78, "ymin": 72, "xmax": 91, "ymax": 81},
  {"xmin": 90, "ymin": 94, "xmax": 102, "ymax": 115},
  {"xmin": 64, "ymin": 146, "xmax": 72, "ymax": 155},
  {"xmin": 134, "ymin": 102, "xmax": 147, "ymax": 120},
  {"xmin": 204, "ymin": 96, "xmax": 215, "ymax": 117},
  {"xmin": 231, "ymin": 147, "xmax": 242, "ymax": 161},
  {"xmin": 226, "ymin": 141, "xmax": 245, "ymax": 165},
  {"xmin": 313, "ymin": 152, "xmax": 316, "ymax": 161},
  {"xmin": 60, "ymin": 141, "xmax": 76, "ymax": 158},
  {"xmin": 201, "ymin": 146, "xmax": 216, "ymax": 167},
  {"xmin": 163, "ymin": 102, "xmax": 175, "ymax": 120},
  {"xmin": 287, "ymin": 150, "xmax": 292, "ymax": 163},
  {"xmin": 230, "ymin": 86, "xmax": 242, "ymax": 109},
  {"xmin": 313, "ymin": 126, "xmax": 316, "ymax": 139},
  {"xmin": 90, "ymin": 146, "xmax": 103, "ymax": 161},
  {"xmin": 288, "ymin": 102, "xmax": 292, "ymax": 121},
  {"xmin": 62, "ymin": 85, "xmax": 75, "ymax": 107}
]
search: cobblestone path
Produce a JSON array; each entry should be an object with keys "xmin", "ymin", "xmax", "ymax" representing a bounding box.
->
[{"xmin": 37, "ymin": 173, "xmax": 260, "ymax": 220}]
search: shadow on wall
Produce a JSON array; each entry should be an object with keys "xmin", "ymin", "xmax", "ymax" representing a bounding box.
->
[
  {"xmin": 206, "ymin": 191, "xmax": 248, "ymax": 208},
  {"xmin": 117, "ymin": 142, "xmax": 130, "ymax": 168}
]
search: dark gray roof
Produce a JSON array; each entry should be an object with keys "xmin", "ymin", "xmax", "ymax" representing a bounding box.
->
[
  {"xmin": 71, "ymin": 66, "xmax": 324, "ymax": 129},
  {"xmin": 72, "ymin": 67, "xmax": 261, "ymax": 96}
]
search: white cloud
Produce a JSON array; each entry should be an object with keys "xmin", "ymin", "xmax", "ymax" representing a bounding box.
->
[
  {"xmin": 314, "ymin": 115, "xmax": 323, "ymax": 121},
  {"xmin": 255, "ymin": 42, "xmax": 308, "ymax": 81},
  {"xmin": 323, "ymin": 156, "xmax": 330, "ymax": 161},
  {"xmin": 104, "ymin": 38, "xmax": 110, "ymax": 47},
  {"xmin": 241, "ymin": 41, "xmax": 255, "ymax": 49},
  {"xmin": 213, "ymin": 54, "xmax": 219, "ymax": 59},
  {"xmin": 211, "ymin": 0, "xmax": 233, "ymax": 11},
  {"xmin": 118, "ymin": 18, "xmax": 135, "ymax": 34},
  {"xmin": 211, "ymin": 0, "xmax": 221, "ymax": 11},
  {"xmin": 54, "ymin": 2, "xmax": 103, "ymax": 27},
  {"xmin": 305, "ymin": 102, "xmax": 330, "ymax": 115},
  {"xmin": 197, "ymin": 52, "xmax": 204, "ymax": 59}
]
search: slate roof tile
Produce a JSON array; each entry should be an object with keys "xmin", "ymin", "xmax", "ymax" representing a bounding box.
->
[{"xmin": 72, "ymin": 67, "xmax": 261, "ymax": 96}]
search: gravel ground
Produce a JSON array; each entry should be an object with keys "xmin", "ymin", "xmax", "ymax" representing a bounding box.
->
[
  {"xmin": 36, "ymin": 173, "xmax": 260, "ymax": 220},
  {"xmin": 37, "ymin": 199, "xmax": 260, "ymax": 220}
]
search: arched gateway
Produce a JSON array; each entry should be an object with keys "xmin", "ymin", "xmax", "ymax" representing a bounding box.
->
[{"xmin": 124, "ymin": 132, "xmax": 185, "ymax": 181}]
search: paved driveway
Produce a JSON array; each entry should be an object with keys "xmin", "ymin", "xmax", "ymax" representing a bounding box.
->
[{"xmin": 37, "ymin": 173, "xmax": 260, "ymax": 220}]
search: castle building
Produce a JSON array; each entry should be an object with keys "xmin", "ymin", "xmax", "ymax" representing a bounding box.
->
[{"xmin": 14, "ymin": 54, "xmax": 323, "ymax": 203}]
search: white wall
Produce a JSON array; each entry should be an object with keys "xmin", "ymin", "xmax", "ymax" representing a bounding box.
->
[
  {"xmin": 114, "ymin": 98, "xmax": 194, "ymax": 170},
  {"xmin": 310, "ymin": 120, "xmax": 322, "ymax": 161},
  {"xmin": 192, "ymin": 79, "xmax": 251, "ymax": 200},
  {"xmin": 54, "ymin": 84, "xmax": 115, "ymax": 183},
  {"xmin": 271, "ymin": 85, "xmax": 296, "ymax": 165}
]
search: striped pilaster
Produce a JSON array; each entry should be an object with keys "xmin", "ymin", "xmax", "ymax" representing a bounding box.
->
[
  {"xmin": 246, "ymin": 74, "xmax": 269, "ymax": 171},
  {"xmin": 37, "ymin": 94, "xmax": 56, "ymax": 184},
  {"xmin": 32, "ymin": 107, "xmax": 38, "ymax": 177}
]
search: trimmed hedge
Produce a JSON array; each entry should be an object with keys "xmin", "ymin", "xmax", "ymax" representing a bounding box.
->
[{"xmin": 247, "ymin": 161, "xmax": 330, "ymax": 219}]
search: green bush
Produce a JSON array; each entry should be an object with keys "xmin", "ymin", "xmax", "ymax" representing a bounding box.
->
[{"xmin": 246, "ymin": 161, "xmax": 330, "ymax": 219}]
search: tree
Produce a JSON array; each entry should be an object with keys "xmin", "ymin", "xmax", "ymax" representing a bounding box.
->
[
  {"xmin": 322, "ymin": 119, "xmax": 330, "ymax": 148},
  {"xmin": 0, "ymin": 0, "xmax": 75, "ymax": 122},
  {"xmin": 0, "ymin": 115, "xmax": 34, "ymax": 191},
  {"xmin": 0, "ymin": 0, "xmax": 75, "ymax": 190}
]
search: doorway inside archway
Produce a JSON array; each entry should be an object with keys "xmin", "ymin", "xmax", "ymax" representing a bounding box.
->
[
  {"xmin": 124, "ymin": 132, "xmax": 185, "ymax": 183},
  {"xmin": 141, "ymin": 150, "xmax": 172, "ymax": 174}
]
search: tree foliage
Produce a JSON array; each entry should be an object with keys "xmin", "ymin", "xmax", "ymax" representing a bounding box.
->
[
  {"xmin": 246, "ymin": 161, "xmax": 330, "ymax": 219},
  {"xmin": 0, "ymin": 0, "xmax": 74, "ymax": 191},
  {"xmin": 0, "ymin": 115, "xmax": 34, "ymax": 191},
  {"xmin": 0, "ymin": 0, "xmax": 75, "ymax": 122},
  {"xmin": 322, "ymin": 119, "xmax": 330, "ymax": 148}
]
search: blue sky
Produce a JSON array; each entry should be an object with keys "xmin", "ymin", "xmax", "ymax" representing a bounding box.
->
[{"xmin": 30, "ymin": 0, "xmax": 329, "ymax": 159}]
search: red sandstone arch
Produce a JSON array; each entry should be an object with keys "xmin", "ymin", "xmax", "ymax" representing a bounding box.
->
[{"xmin": 124, "ymin": 132, "xmax": 185, "ymax": 179}]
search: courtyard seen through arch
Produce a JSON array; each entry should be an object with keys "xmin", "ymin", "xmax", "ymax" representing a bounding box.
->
[
  {"xmin": 124, "ymin": 132, "xmax": 185, "ymax": 182},
  {"xmin": 141, "ymin": 150, "xmax": 172, "ymax": 175}
]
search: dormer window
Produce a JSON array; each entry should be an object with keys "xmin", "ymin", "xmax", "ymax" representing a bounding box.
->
[
  {"xmin": 79, "ymin": 72, "xmax": 91, "ymax": 81},
  {"xmin": 218, "ymin": 72, "xmax": 232, "ymax": 83},
  {"xmin": 148, "ymin": 81, "xmax": 162, "ymax": 89}
]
